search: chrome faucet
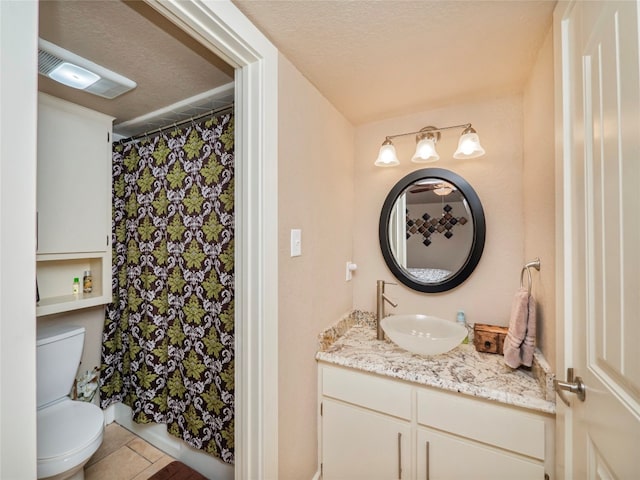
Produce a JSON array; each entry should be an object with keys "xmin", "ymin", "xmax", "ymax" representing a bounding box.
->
[{"xmin": 376, "ymin": 280, "xmax": 398, "ymax": 340}]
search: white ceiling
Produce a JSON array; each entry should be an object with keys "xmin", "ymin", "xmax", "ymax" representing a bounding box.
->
[
  {"xmin": 233, "ymin": 0, "xmax": 556, "ymax": 125},
  {"xmin": 38, "ymin": 0, "xmax": 556, "ymax": 133}
]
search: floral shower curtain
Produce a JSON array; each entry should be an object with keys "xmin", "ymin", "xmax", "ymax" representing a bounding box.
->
[{"xmin": 100, "ymin": 112, "xmax": 235, "ymax": 464}]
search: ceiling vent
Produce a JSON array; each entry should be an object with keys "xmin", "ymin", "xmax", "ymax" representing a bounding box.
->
[{"xmin": 38, "ymin": 38, "xmax": 136, "ymax": 99}]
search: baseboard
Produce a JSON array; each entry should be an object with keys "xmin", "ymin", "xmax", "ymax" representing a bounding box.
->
[
  {"xmin": 103, "ymin": 404, "xmax": 115, "ymax": 424},
  {"xmin": 311, "ymin": 470, "xmax": 321, "ymax": 480}
]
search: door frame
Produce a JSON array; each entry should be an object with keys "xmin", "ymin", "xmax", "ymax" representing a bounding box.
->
[
  {"xmin": 554, "ymin": 1, "xmax": 574, "ymax": 477},
  {"xmin": 144, "ymin": 2, "xmax": 280, "ymax": 479},
  {"xmin": 0, "ymin": 1, "xmax": 39, "ymax": 478},
  {"xmin": 0, "ymin": 1, "xmax": 278, "ymax": 477}
]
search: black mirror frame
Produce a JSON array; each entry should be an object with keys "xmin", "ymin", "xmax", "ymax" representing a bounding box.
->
[{"xmin": 379, "ymin": 168, "xmax": 486, "ymax": 293}]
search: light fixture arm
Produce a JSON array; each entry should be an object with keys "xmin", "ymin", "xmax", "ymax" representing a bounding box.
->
[{"xmin": 384, "ymin": 123, "xmax": 472, "ymax": 142}]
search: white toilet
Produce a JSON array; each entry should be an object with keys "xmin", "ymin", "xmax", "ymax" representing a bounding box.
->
[{"xmin": 37, "ymin": 325, "xmax": 104, "ymax": 480}]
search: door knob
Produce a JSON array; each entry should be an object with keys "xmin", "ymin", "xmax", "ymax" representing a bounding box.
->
[{"xmin": 554, "ymin": 367, "xmax": 586, "ymax": 406}]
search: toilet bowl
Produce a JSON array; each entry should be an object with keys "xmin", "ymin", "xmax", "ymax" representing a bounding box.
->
[
  {"xmin": 36, "ymin": 325, "xmax": 104, "ymax": 480},
  {"xmin": 37, "ymin": 399, "xmax": 104, "ymax": 479}
]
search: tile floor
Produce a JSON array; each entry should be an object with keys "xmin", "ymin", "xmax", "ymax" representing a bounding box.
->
[{"xmin": 85, "ymin": 423, "xmax": 175, "ymax": 480}]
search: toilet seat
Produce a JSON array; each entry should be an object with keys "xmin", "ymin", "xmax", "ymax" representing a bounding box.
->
[{"xmin": 37, "ymin": 399, "xmax": 104, "ymax": 479}]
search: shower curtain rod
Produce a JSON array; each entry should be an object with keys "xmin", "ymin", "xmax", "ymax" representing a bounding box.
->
[{"xmin": 117, "ymin": 103, "xmax": 233, "ymax": 145}]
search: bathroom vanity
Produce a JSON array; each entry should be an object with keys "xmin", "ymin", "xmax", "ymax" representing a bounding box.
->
[{"xmin": 316, "ymin": 312, "xmax": 555, "ymax": 480}]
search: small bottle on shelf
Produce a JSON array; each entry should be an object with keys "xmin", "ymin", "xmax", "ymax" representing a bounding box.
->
[
  {"xmin": 83, "ymin": 270, "xmax": 93, "ymax": 294},
  {"xmin": 72, "ymin": 277, "xmax": 80, "ymax": 296}
]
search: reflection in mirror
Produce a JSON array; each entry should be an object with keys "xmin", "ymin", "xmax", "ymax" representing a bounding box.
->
[
  {"xmin": 397, "ymin": 182, "xmax": 473, "ymax": 282},
  {"xmin": 380, "ymin": 169, "xmax": 485, "ymax": 293}
]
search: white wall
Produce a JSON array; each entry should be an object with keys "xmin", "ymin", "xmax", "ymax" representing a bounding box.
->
[
  {"xmin": 351, "ymin": 33, "xmax": 556, "ymax": 365},
  {"xmin": 0, "ymin": 1, "xmax": 38, "ymax": 477},
  {"xmin": 523, "ymin": 27, "xmax": 556, "ymax": 368},
  {"xmin": 37, "ymin": 307, "xmax": 105, "ymax": 378},
  {"xmin": 273, "ymin": 14, "xmax": 555, "ymax": 476},
  {"xmin": 277, "ymin": 53, "xmax": 355, "ymax": 479},
  {"xmin": 353, "ymin": 95, "xmax": 526, "ymax": 327}
]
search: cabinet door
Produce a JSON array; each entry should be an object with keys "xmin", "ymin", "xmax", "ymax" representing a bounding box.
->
[
  {"xmin": 416, "ymin": 428, "xmax": 543, "ymax": 480},
  {"xmin": 322, "ymin": 399, "xmax": 411, "ymax": 480},
  {"xmin": 37, "ymin": 94, "xmax": 112, "ymax": 254}
]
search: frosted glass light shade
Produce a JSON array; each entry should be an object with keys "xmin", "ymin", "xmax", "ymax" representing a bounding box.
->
[
  {"xmin": 453, "ymin": 128, "xmax": 485, "ymax": 159},
  {"xmin": 434, "ymin": 184, "xmax": 453, "ymax": 196},
  {"xmin": 375, "ymin": 140, "xmax": 400, "ymax": 167},
  {"xmin": 411, "ymin": 137, "xmax": 440, "ymax": 163},
  {"xmin": 49, "ymin": 62, "xmax": 100, "ymax": 89}
]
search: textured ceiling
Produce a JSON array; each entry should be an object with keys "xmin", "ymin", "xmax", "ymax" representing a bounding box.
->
[
  {"xmin": 38, "ymin": 1, "xmax": 234, "ymax": 130},
  {"xmin": 233, "ymin": 0, "xmax": 555, "ymax": 124},
  {"xmin": 38, "ymin": 1, "xmax": 555, "ymax": 130}
]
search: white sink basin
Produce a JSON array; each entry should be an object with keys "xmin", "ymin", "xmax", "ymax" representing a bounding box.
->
[{"xmin": 381, "ymin": 314, "xmax": 467, "ymax": 356}]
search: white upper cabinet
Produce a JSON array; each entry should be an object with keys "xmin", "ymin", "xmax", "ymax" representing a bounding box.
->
[
  {"xmin": 37, "ymin": 93, "xmax": 113, "ymax": 254},
  {"xmin": 36, "ymin": 93, "xmax": 114, "ymax": 316}
]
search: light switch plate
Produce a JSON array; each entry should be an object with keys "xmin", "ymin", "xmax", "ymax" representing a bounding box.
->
[{"xmin": 290, "ymin": 229, "xmax": 302, "ymax": 257}]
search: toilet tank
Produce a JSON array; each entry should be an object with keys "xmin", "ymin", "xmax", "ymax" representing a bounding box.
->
[{"xmin": 36, "ymin": 324, "xmax": 85, "ymax": 408}]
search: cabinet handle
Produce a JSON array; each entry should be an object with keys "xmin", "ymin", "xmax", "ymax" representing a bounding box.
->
[
  {"xmin": 397, "ymin": 432, "xmax": 402, "ymax": 479},
  {"xmin": 425, "ymin": 441, "xmax": 430, "ymax": 480}
]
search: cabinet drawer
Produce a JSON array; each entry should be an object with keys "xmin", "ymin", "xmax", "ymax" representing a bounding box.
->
[
  {"xmin": 322, "ymin": 366, "xmax": 411, "ymax": 419},
  {"xmin": 417, "ymin": 388, "xmax": 546, "ymax": 459}
]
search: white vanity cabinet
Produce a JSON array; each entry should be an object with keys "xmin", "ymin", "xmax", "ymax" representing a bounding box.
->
[
  {"xmin": 318, "ymin": 364, "xmax": 554, "ymax": 480},
  {"xmin": 415, "ymin": 389, "xmax": 549, "ymax": 479},
  {"xmin": 36, "ymin": 93, "xmax": 114, "ymax": 316},
  {"xmin": 416, "ymin": 428, "xmax": 542, "ymax": 480},
  {"xmin": 320, "ymin": 365, "xmax": 412, "ymax": 479},
  {"xmin": 322, "ymin": 399, "xmax": 411, "ymax": 479}
]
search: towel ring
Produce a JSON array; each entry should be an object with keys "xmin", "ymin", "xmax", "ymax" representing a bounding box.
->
[{"xmin": 520, "ymin": 258, "xmax": 541, "ymax": 295}]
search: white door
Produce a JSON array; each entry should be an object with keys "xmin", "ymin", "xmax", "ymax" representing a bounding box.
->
[{"xmin": 556, "ymin": 1, "xmax": 640, "ymax": 478}]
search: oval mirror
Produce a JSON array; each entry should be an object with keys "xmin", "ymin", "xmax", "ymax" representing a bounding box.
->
[{"xmin": 379, "ymin": 168, "xmax": 485, "ymax": 293}]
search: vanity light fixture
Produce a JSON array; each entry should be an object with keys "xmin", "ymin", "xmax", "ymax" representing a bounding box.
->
[
  {"xmin": 453, "ymin": 125, "xmax": 486, "ymax": 159},
  {"xmin": 374, "ymin": 123, "xmax": 485, "ymax": 167},
  {"xmin": 411, "ymin": 127, "xmax": 440, "ymax": 163},
  {"xmin": 375, "ymin": 139, "xmax": 400, "ymax": 167}
]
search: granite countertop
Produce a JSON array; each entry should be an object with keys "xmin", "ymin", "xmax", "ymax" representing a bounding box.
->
[{"xmin": 317, "ymin": 311, "xmax": 556, "ymax": 415}]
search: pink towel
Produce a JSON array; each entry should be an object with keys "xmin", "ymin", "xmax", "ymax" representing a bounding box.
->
[
  {"xmin": 503, "ymin": 287, "xmax": 537, "ymax": 368},
  {"xmin": 522, "ymin": 295, "xmax": 536, "ymax": 366}
]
